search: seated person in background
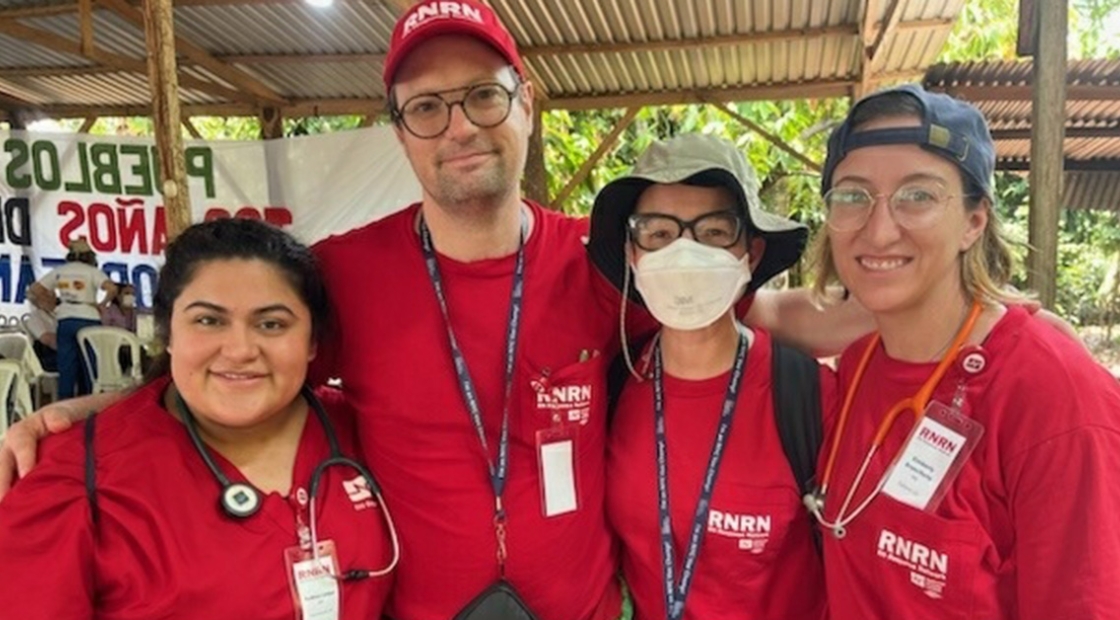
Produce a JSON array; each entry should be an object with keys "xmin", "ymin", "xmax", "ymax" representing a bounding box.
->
[
  {"xmin": 101, "ymin": 284, "xmax": 137, "ymax": 333},
  {"xmin": 28, "ymin": 238, "xmax": 118, "ymax": 398},
  {"xmin": 24, "ymin": 307, "xmax": 58, "ymax": 373}
]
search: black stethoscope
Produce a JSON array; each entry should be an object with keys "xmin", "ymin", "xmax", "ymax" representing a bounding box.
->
[{"xmin": 176, "ymin": 385, "xmax": 400, "ymax": 579}]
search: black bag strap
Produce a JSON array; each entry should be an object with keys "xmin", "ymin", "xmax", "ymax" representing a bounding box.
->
[
  {"xmin": 84, "ymin": 413, "xmax": 100, "ymax": 529},
  {"xmin": 770, "ymin": 339, "xmax": 823, "ymax": 552}
]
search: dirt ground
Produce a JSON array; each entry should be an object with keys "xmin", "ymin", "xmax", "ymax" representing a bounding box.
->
[{"xmin": 1079, "ymin": 325, "xmax": 1120, "ymax": 376}]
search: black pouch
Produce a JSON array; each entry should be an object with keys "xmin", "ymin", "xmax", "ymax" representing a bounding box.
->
[{"xmin": 453, "ymin": 580, "xmax": 539, "ymax": 620}]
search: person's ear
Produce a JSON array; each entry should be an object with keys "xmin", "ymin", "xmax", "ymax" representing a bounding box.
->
[
  {"xmin": 747, "ymin": 236, "xmax": 767, "ymax": 272},
  {"xmin": 960, "ymin": 198, "xmax": 989, "ymax": 252}
]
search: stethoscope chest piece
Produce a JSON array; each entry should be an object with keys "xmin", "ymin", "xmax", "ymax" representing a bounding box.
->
[{"xmin": 222, "ymin": 482, "xmax": 262, "ymax": 518}]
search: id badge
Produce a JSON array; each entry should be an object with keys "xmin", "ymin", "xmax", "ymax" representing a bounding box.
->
[
  {"xmin": 880, "ymin": 401, "xmax": 984, "ymax": 512},
  {"xmin": 536, "ymin": 426, "xmax": 579, "ymax": 517},
  {"xmin": 284, "ymin": 540, "xmax": 341, "ymax": 620}
]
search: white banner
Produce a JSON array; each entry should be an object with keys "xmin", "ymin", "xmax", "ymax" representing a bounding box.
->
[{"xmin": 0, "ymin": 127, "xmax": 421, "ymax": 317}]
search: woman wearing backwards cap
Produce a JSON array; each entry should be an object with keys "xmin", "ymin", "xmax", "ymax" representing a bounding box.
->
[
  {"xmin": 588, "ymin": 133, "xmax": 832, "ymax": 620},
  {"xmin": 806, "ymin": 84, "xmax": 1120, "ymax": 619},
  {"xmin": 28, "ymin": 237, "xmax": 118, "ymax": 398}
]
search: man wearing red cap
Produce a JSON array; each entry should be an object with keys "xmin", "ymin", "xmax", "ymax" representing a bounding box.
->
[{"xmin": 310, "ymin": 1, "xmax": 627, "ymax": 618}]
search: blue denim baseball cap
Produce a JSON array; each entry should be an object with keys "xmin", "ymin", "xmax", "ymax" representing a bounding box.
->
[{"xmin": 821, "ymin": 84, "xmax": 996, "ymax": 199}]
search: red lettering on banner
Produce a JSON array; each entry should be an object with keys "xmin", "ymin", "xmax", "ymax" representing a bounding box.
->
[
  {"xmin": 58, "ymin": 201, "xmax": 85, "ymax": 246},
  {"xmin": 117, "ymin": 198, "xmax": 148, "ymax": 254},
  {"xmin": 88, "ymin": 202, "xmax": 118, "ymax": 252},
  {"xmin": 205, "ymin": 206, "xmax": 294, "ymax": 228},
  {"xmin": 58, "ymin": 201, "xmax": 290, "ymax": 256}
]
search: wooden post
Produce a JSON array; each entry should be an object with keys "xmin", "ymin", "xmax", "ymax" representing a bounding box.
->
[
  {"xmin": 523, "ymin": 106, "xmax": 548, "ymax": 205},
  {"xmin": 142, "ymin": 0, "xmax": 191, "ymax": 239},
  {"xmin": 1027, "ymin": 0, "xmax": 1067, "ymax": 308}
]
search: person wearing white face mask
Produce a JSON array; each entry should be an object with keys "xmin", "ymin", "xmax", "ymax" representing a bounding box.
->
[
  {"xmin": 587, "ymin": 134, "xmax": 835, "ymax": 620},
  {"xmin": 101, "ymin": 283, "xmax": 138, "ymax": 333}
]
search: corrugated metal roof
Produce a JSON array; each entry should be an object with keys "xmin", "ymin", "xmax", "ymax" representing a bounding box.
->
[
  {"xmin": 1064, "ymin": 171, "xmax": 1120, "ymax": 212},
  {"xmin": 924, "ymin": 59, "xmax": 1120, "ymax": 164},
  {"xmin": 926, "ymin": 58, "xmax": 1120, "ymax": 211},
  {"xmin": 0, "ymin": 0, "xmax": 964, "ymax": 117}
]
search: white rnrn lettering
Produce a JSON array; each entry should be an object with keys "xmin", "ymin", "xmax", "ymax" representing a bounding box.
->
[
  {"xmin": 878, "ymin": 529, "xmax": 949, "ymax": 574},
  {"xmin": 403, "ymin": 1, "xmax": 485, "ymax": 35},
  {"xmin": 707, "ymin": 509, "xmax": 772, "ymax": 534},
  {"xmin": 343, "ymin": 475, "xmax": 373, "ymax": 503}
]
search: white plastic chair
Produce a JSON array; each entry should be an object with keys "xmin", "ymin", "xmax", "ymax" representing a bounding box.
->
[
  {"xmin": 77, "ymin": 326, "xmax": 143, "ymax": 394},
  {"xmin": 0, "ymin": 333, "xmax": 53, "ymax": 409},
  {"xmin": 0, "ymin": 359, "xmax": 32, "ymax": 438}
]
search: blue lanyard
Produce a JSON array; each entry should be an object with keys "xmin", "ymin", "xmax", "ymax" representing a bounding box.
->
[
  {"xmin": 419, "ymin": 214, "xmax": 526, "ymax": 572},
  {"xmin": 653, "ymin": 330, "xmax": 748, "ymax": 620}
]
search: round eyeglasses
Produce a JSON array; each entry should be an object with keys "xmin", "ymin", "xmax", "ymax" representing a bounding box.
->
[
  {"xmin": 823, "ymin": 184, "xmax": 971, "ymax": 232},
  {"xmin": 628, "ymin": 210, "xmax": 745, "ymax": 252},
  {"xmin": 393, "ymin": 80, "xmax": 521, "ymax": 140}
]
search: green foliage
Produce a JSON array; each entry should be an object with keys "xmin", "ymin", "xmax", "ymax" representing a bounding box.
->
[
  {"xmin": 939, "ymin": 0, "xmax": 1022, "ymax": 62},
  {"xmin": 993, "ymin": 172, "xmax": 1120, "ymax": 325}
]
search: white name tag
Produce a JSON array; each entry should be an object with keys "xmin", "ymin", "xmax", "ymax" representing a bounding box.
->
[
  {"xmin": 881, "ymin": 411, "xmax": 970, "ymax": 511},
  {"xmin": 540, "ymin": 439, "xmax": 577, "ymax": 517},
  {"xmin": 286, "ymin": 542, "xmax": 340, "ymax": 620}
]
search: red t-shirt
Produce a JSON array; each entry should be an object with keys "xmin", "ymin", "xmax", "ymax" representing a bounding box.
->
[
  {"xmin": 0, "ymin": 377, "xmax": 393, "ymax": 619},
  {"xmin": 312, "ymin": 202, "xmax": 627, "ymax": 620},
  {"xmin": 608, "ymin": 329, "xmax": 831, "ymax": 620},
  {"xmin": 821, "ymin": 306, "xmax": 1120, "ymax": 619}
]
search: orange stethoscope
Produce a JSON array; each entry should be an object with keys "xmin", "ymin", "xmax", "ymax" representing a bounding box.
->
[{"xmin": 804, "ymin": 301, "xmax": 983, "ymax": 538}]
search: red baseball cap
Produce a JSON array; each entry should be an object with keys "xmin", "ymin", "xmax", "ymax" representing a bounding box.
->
[{"xmin": 382, "ymin": 0, "xmax": 526, "ymax": 92}]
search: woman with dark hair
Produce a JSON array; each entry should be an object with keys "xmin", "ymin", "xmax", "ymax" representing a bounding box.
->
[
  {"xmin": 806, "ymin": 85, "xmax": 1120, "ymax": 619},
  {"xmin": 28, "ymin": 237, "xmax": 118, "ymax": 398},
  {"xmin": 0, "ymin": 218, "xmax": 397, "ymax": 619}
]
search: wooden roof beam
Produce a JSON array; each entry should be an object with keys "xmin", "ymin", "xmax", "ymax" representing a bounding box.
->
[
  {"xmin": 710, "ymin": 102, "xmax": 821, "ymax": 172},
  {"xmin": 999, "ymin": 159, "xmax": 1118, "ymax": 172},
  {"xmin": 218, "ymin": 52, "xmax": 385, "ymax": 65},
  {"xmin": 520, "ymin": 19, "xmax": 949, "ymax": 58},
  {"xmin": 0, "ymin": 19, "xmax": 264, "ymax": 105},
  {"xmin": 97, "ymin": 0, "xmax": 288, "ymax": 106},
  {"xmin": 868, "ymin": 0, "xmax": 905, "ymax": 69},
  {"xmin": 990, "ymin": 126, "xmax": 1120, "ymax": 140},
  {"xmin": 0, "ymin": 65, "xmax": 117, "ymax": 78},
  {"xmin": 541, "ymin": 79, "xmax": 855, "ymax": 111},
  {"xmin": 32, "ymin": 97, "xmax": 389, "ymax": 119},
  {"xmin": 0, "ymin": 0, "xmax": 369, "ymax": 18},
  {"xmin": 938, "ymin": 84, "xmax": 1120, "ymax": 101}
]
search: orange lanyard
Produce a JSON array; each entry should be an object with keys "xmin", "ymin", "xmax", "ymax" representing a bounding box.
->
[{"xmin": 818, "ymin": 301, "xmax": 983, "ymax": 500}]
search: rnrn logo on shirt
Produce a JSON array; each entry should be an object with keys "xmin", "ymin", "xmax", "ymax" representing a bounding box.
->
[
  {"xmin": 403, "ymin": 1, "xmax": 484, "ymax": 36},
  {"xmin": 342, "ymin": 475, "xmax": 378, "ymax": 511},
  {"xmin": 530, "ymin": 381, "xmax": 593, "ymax": 425},
  {"xmin": 707, "ymin": 509, "xmax": 772, "ymax": 554},
  {"xmin": 876, "ymin": 528, "xmax": 949, "ymax": 599}
]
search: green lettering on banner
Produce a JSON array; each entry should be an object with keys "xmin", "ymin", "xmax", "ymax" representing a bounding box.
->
[
  {"xmin": 31, "ymin": 141, "xmax": 61, "ymax": 190},
  {"xmin": 120, "ymin": 144, "xmax": 153, "ymax": 196},
  {"xmin": 186, "ymin": 146, "xmax": 215, "ymax": 198},
  {"xmin": 4, "ymin": 139, "xmax": 30, "ymax": 189},
  {"xmin": 90, "ymin": 143, "xmax": 122, "ymax": 194},
  {"xmin": 63, "ymin": 142, "xmax": 93, "ymax": 193}
]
